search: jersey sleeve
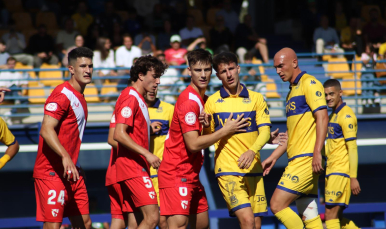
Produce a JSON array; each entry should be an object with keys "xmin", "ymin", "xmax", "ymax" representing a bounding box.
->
[
  {"xmin": 255, "ymin": 94, "xmax": 271, "ymax": 128},
  {"xmin": 115, "ymin": 96, "xmax": 138, "ymax": 127},
  {"xmin": 0, "ymin": 118, "xmax": 15, "ymax": 146},
  {"xmin": 304, "ymin": 78, "xmax": 327, "ymax": 113},
  {"xmin": 178, "ymin": 100, "xmax": 201, "ymax": 134},
  {"xmin": 341, "ymin": 114, "xmax": 357, "ymax": 142},
  {"xmin": 203, "ymin": 98, "xmax": 215, "ymax": 134},
  {"xmin": 44, "ymin": 92, "xmax": 69, "ymax": 121},
  {"xmin": 109, "ymin": 112, "xmax": 116, "ymax": 128}
]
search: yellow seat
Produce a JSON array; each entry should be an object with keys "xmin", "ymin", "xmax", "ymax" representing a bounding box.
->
[
  {"xmin": 39, "ymin": 64, "xmax": 63, "ymax": 86},
  {"xmin": 36, "ymin": 12, "xmax": 58, "ymax": 29},
  {"xmin": 27, "ymin": 81, "xmax": 47, "ymax": 104},
  {"xmin": 15, "ymin": 63, "xmax": 36, "ymax": 96},
  {"xmin": 3, "ymin": 0, "xmax": 24, "ymax": 13},
  {"xmin": 327, "ymin": 58, "xmax": 353, "ymax": 79},
  {"xmin": 351, "ymin": 56, "xmax": 362, "ymax": 78},
  {"xmin": 251, "ymin": 58, "xmax": 280, "ymax": 98},
  {"xmin": 188, "ymin": 8, "xmax": 204, "ymax": 26},
  {"xmin": 84, "ymin": 84, "xmax": 100, "ymax": 103},
  {"xmin": 341, "ymin": 76, "xmax": 361, "ymax": 96},
  {"xmin": 322, "ymin": 55, "xmax": 332, "ymax": 61},
  {"xmin": 101, "ymin": 81, "xmax": 118, "ymax": 102},
  {"xmin": 206, "ymin": 8, "xmax": 220, "ymax": 27},
  {"xmin": 12, "ymin": 12, "xmax": 33, "ymax": 30}
]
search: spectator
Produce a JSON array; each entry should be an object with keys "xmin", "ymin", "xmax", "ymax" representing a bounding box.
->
[
  {"xmin": 340, "ymin": 17, "xmax": 363, "ymax": 65},
  {"xmin": 71, "ymin": 2, "xmax": 94, "ymax": 36},
  {"xmin": 164, "ymin": 35, "xmax": 187, "ymax": 66},
  {"xmin": 332, "ymin": 1, "xmax": 347, "ymax": 34},
  {"xmin": 157, "ymin": 20, "xmax": 176, "ymax": 51},
  {"xmin": 1, "ymin": 21, "xmax": 33, "ymax": 66},
  {"xmin": 313, "ymin": 15, "xmax": 344, "ymax": 58},
  {"xmin": 115, "ymin": 34, "xmax": 142, "ymax": 76},
  {"xmin": 0, "ymin": 40, "xmax": 10, "ymax": 68},
  {"xmin": 170, "ymin": 2, "xmax": 187, "ymax": 32},
  {"xmin": 362, "ymin": 8, "xmax": 386, "ymax": 51},
  {"xmin": 95, "ymin": 1, "xmax": 121, "ymax": 38},
  {"xmin": 62, "ymin": 34, "xmax": 84, "ymax": 66},
  {"xmin": 235, "ymin": 14, "xmax": 269, "ymax": 63},
  {"xmin": 123, "ymin": 8, "xmax": 142, "ymax": 38},
  {"xmin": 179, "ymin": 15, "xmax": 203, "ymax": 47},
  {"xmin": 110, "ymin": 21, "xmax": 123, "ymax": 50},
  {"xmin": 93, "ymin": 37, "xmax": 117, "ymax": 84},
  {"xmin": 0, "ymin": 57, "xmax": 29, "ymax": 122},
  {"xmin": 240, "ymin": 52, "xmax": 266, "ymax": 97},
  {"xmin": 216, "ymin": 0, "xmax": 239, "ymax": 34},
  {"xmin": 56, "ymin": 18, "xmax": 79, "ymax": 61},
  {"xmin": 209, "ymin": 15, "xmax": 233, "ymax": 54},
  {"xmin": 85, "ymin": 23, "xmax": 100, "ymax": 51},
  {"xmin": 27, "ymin": 24, "xmax": 59, "ymax": 68},
  {"xmin": 134, "ymin": 27, "xmax": 157, "ymax": 55},
  {"xmin": 361, "ymin": 43, "xmax": 379, "ymax": 107},
  {"xmin": 187, "ymin": 37, "xmax": 213, "ymax": 55},
  {"xmin": 157, "ymin": 53, "xmax": 179, "ymax": 103}
]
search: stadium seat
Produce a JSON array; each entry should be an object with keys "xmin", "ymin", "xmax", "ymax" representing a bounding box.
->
[
  {"xmin": 39, "ymin": 64, "xmax": 64, "ymax": 86},
  {"xmin": 116, "ymin": 11, "xmax": 129, "ymax": 22},
  {"xmin": 341, "ymin": 75, "xmax": 361, "ymax": 96},
  {"xmin": 12, "ymin": 12, "xmax": 33, "ymax": 30},
  {"xmin": 375, "ymin": 62, "xmax": 386, "ymax": 85},
  {"xmin": 15, "ymin": 63, "xmax": 36, "ymax": 96},
  {"xmin": 322, "ymin": 55, "xmax": 332, "ymax": 61},
  {"xmin": 36, "ymin": 12, "xmax": 58, "ymax": 29},
  {"xmin": 252, "ymin": 58, "xmax": 268, "ymax": 81},
  {"xmin": 27, "ymin": 81, "xmax": 47, "ymax": 104},
  {"xmin": 361, "ymin": 5, "xmax": 381, "ymax": 22},
  {"xmin": 3, "ymin": 0, "xmax": 24, "ymax": 13},
  {"xmin": 84, "ymin": 84, "xmax": 100, "ymax": 103},
  {"xmin": 206, "ymin": 8, "xmax": 220, "ymax": 26},
  {"xmin": 188, "ymin": 8, "xmax": 205, "ymax": 26},
  {"xmin": 351, "ymin": 56, "xmax": 362, "ymax": 78},
  {"xmin": 100, "ymin": 80, "xmax": 118, "ymax": 102},
  {"xmin": 327, "ymin": 57, "xmax": 353, "ymax": 79},
  {"xmin": 251, "ymin": 58, "xmax": 280, "ymax": 98}
]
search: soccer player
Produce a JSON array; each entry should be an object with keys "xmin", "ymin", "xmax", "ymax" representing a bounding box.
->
[
  {"xmin": 323, "ymin": 79, "xmax": 361, "ymax": 229},
  {"xmin": 203, "ymin": 52, "xmax": 271, "ymax": 229},
  {"xmin": 158, "ymin": 49, "xmax": 249, "ymax": 229},
  {"xmin": 113, "ymin": 55, "xmax": 167, "ymax": 229},
  {"xmin": 262, "ymin": 47, "xmax": 329, "ymax": 229},
  {"xmin": 33, "ymin": 47, "xmax": 94, "ymax": 228}
]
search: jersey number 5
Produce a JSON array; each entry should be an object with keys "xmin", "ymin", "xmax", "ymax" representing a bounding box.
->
[
  {"xmin": 48, "ymin": 190, "xmax": 65, "ymax": 205},
  {"xmin": 143, "ymin": 177, "xmax": 153, "ymax": 188}
]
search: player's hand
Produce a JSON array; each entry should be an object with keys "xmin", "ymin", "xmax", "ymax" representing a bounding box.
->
[
  {"xmin": 150, "ymin": 121, "xmax": 162, "ymax": 134},
  {"xmin": 268, "ymin": 128, "xmax": 279, "ymax": 144},
  {"xmin": 351, "ymin": 178, "xmax": 361, "ymax": 195},
  {"xmin": 62, "ymin": 155, "xmax": 79, "ymax": 181},
  {"xmin": 238, "ymin": 150, "xmax": 255, "ymax": 169},
  {"xmin": 223, "ymin": 113, "xmax": 249, "ymax": 135},
  {"xmin": 312, "ymin": 151, "xmax": 324, "ymax": 175},
  {"xmin": 199, "ymin": 111, "xmax": 211, "ymax": 128},
  {"xmin": 262, "ymin": 157, "xmax": 276, "ymax": 176},
  {"xmin": 0, "ymin": 88, "xmax": 10, "ymax": 103},
  {"xmin": 278, "ymin": 132, "xmax": 288, "ymax": 146},
  {"xmin": 146, "ymin": 153, "xmax": 161, "ymax": 169}
]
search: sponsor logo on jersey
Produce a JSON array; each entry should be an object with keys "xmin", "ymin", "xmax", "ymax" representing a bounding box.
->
[
  {"xmin": 148, "ymin": 191, "xmax": 155, "ymax": 199},
  {"xmin": 181, "ymin": 200, "xmax": 188, "ymax": 209},
  {"xmin": 215, "ymin": 98, "xmax": 225, "ymax": 103},
  {"xmin": 121, "ymin": 107, "xmax": 132, "ymax": 118},
  {"xmin": 185, "ymin": 112, "xmax": 196, "ymax": 125},
  {"xmin": 264, "ymin": 108, "xmax": 269, "ymax": 115},
  {"xmin": 291, "ymin": 176, "xmax": 299, "ymax": 183},
  {"xmin": 52, "ymin": 209, "xmax": 59, "ymax": 217},
  {"xmin": 74, "ymin": 103, "xmax": 80, "ymax": 108},
  {"xmin": 242, "ymin": 98, "xmax": 251, "ymax": 104},
  {"xmin": 310, "ymin": 80, "xmax": 316, "ymax": 85},
  {"xmin": 316, "ymin": 91, "xmax": 322, "ymax": 97},
  {"xmin": 336, "ymin": 191, "xmax": 342, "ymax": 197},
  {"xmin": 280, "ymin": 181, "xmax": 284, "ymax": 185},
  {"xmin": 46, "ymin": 103, "xmax": 58, "ymax": 111},
  {"xmin": 345, "ymin": 115, "xmax": 351, "ymax": 119}
]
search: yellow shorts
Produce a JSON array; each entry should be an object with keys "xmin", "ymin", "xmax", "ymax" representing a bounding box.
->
[
  {"xmin": 325, "ymin": 174, "xmax": 351, "ymax": 208},
  {"xmin": 151, "ymin": 176, "xmax": 160, "ymax": 206},
  {"xmin": 217, "ymin": 175, "xmax": 268, "ymax": 217},
  {"xmin": 277, "ymin": 156, "xmax": 319, "ymax": 198}
]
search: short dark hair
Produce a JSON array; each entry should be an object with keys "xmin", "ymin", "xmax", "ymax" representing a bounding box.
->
[
  {"xmin": 0, "ymin": 39, "xmax": 5, "ymax": 45},
  {"xmin": 244, "ymin": 51, "xmax": 254, "ymax": 61},
  {"xmin": 68, "ymin": 47, "xmax": 93, "ymax": 65},
  {"xmin": 6, "ymin": 56, "xmax": 16, "ymax": 63},
  {"xmin": 122, "ymin": 33, "xmax": 132, "ymax": 40},
  {"xmin": 187, "ymin": 49, "xmax": 212, "ymax": 68},
  {"xmin": 129, "ymin": 55, "xmax": 167, "ymax": 82},
  {"xmin": 323, "ymin": 79, "xmax": 341, "ymax": 90},
  {"xmin": 213, "ymin": 51, "xmax": 238, "ymax": 71}
]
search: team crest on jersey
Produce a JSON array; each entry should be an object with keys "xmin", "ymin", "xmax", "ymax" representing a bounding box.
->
[
  {"xmin": 181, "ymin": 200, "xmax": 189, "ymax": 209},
  {"xmin": 291, "ymin": 176, "xmax": 299, "ymax": 183},
  {"xmin": 242, "ymin": 98, "xmax": 251, "ymax": 104},
  {"xmin": 51, "ymin": 209, "xmax": 59, "ymax": 217},
  {"xmin": 216, "ymin": 98, "xmax": 225, "ymax": 103},
  {"xmin": 345, "ymin": 115, "xmax": 351, "ymax": 119},
  {"xmin": 121, "ymin": 107, "xmax": 132, "ymax": 118},
  {"xmin": 111, "ymin": 114, "xmax": 116, "ymax": 123},
  {"xmin": 185, "ymin": 112, "xmax": 196, "ymax": 125},
  {"xmin": 316, "ymin": 91, "xmax": 322, "ymax": 97},
  {"xmin": 46, "ymin": 103, "xmax": 58, "ymax": 111},
  {"xmin": 156, "ymin": 107, "xmax": 163, "ymax": 113},
  {"xmin": 230, "ymin": 194, "xmax": 238, "ymax": 206},
  {"xmin": 148, "ymin": 191, "xmax": 155, "ymax": 199}
]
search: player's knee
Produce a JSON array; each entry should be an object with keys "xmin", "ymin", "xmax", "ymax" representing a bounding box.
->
[
  {"xmin": 238, "ymin": 214, "xmax": 255, "ymax": 229},
  {"xmin": 270, "ymin": 199, "xmax": 283, "ymax": 214},
  {"xmin": 144, "ymin": 210, "xmax": 159, "ymax": 227},
  {"xmin": 83, "ymin": 217, "xmax": 92, "ymax": 229},
  {"xmin": 159, "ymin": 216, "xmax": 168, "ymax": 229}
]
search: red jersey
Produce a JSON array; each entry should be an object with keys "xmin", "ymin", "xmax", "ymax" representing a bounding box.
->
[
  {"xmin": 164, "ymin": 48, "xmax": 188, "ymax": 65},
  {"xmin": 115, "ymin": 87, "xmax": 151, "ymax": 182},
  {"xmin": 33, "ymin": 82, "xmax": 88, "ymax": 181},
  {"xmin": 105, "ymin": 112, "xmax": 117, "ymax": 186},
  {"xmin": 158, "ymin": 85, "xmax": 205, "ymax": 188}
]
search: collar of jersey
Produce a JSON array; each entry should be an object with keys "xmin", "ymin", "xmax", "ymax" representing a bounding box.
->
[
  {"xmin": 152, "ymin": 98, "xmax": 161, "ymax": 108},
  {"xmin": 334, "ymin": 102, "xmax": 346, "ymax": 114},
  {"xmin": 220, "ymin": 83, "xmax": 249, "ymax": 98},
  {"xmin": 290, "ymin": 71, "xmax": 307, "ymax": 88}
]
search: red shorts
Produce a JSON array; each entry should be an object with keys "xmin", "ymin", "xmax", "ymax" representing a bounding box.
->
[
  {"xmin": 120, "ymin": 176, "xmax": 158, "ymax": 210},
  {"xmin": 34, "ymin": 177, "xmax": 89, "ymax": 222},
  {"xmin": 159, "ymin": 184, "xmax": 208, "ymax": 216},
  {"xmin": 108, "ymin": 183, "xmax": 131, "ymax": 219}
]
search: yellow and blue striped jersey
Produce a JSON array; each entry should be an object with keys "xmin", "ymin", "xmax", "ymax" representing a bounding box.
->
[
  {"xmin": 205, "ymin": 85, "xmax": 271, "ymax": 177},
  {"xmin": 326, "ymin": 102, "xmax": 357, "ymax": 177},
  {"xmin": 0, "ymin": 117, "xmax": 15, "ymax": 146},
  {"xmin": 286, "ymin": 71, "xmax": 327, "ymax": 161},
  {"xmin": 149, "ymin": 99, "xmax": 174, "ymax": 178}
]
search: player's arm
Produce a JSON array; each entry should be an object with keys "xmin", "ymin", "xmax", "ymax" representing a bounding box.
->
[
  {"xmin": 114, "ymin": 123, "xmax": 161, "ymax": 169},
  {"xmin": 107, "ymin": 127, "xmax": 117, "ymax": 150},
  {"xmin": 262, "ymin": 131, "xmax": 288, "ymax": 176},
  {"xmin": 40, "ymin": 115, "xmax": 79, "ymax": 181},
  {"xmin": 312, "ymin": 109, "xmax": 329, "ymax": 174},
  {"xmin": 0, "ymin": 119, "xmax": 20, "ymax": 169},
  {"xmin": 184, "ymin": 113, "xmax": 249, "ymax": 153}
]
